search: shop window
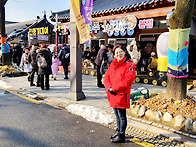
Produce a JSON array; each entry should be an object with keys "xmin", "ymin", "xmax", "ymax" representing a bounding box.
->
[
  {"xmin": 159, "ymin": 20, "xmax": 168, "ymax": 29},
  {"xmin": 99, "ymin": 39, "xmax": 105, "ymax": 46},
  {"xmin": 108, "ymin": 39, "xmax": 115, "ymax": 46}
]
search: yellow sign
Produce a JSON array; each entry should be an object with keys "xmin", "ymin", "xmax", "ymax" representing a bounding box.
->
[
  {"xmin": 70, "ymin": 0, "xmax": 90, "ymax": 44},
  {"xmin": 29, "ymin": 27, "xmax": 49, "ymax": 35}
]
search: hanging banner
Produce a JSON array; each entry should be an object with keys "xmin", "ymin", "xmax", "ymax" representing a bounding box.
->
[
  {"xmin": 70, "ymin": 0, "xmax": 90, "ymax": 44},
  {"xmin": 80, "ymin": 0, "xmax": 93, "ymax": 24},
  {"xmin": 80, "ymin": 0, "xmax": 93, "ymax": 44}
]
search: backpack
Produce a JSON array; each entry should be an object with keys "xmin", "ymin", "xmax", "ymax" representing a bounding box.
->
[
  {"xmin": 100, "ymin": 59, "xmax": 107, "ymax": 75},
  {"xmin": 37, "ymin": 55, "xmax": 47, "ymax": 68},
  {"xmin": 61, "ymin": 50, "xmax": 70, "ymax": 62},
  {"xmin": 64, "ymin": 52, "xmax": 70, "ymax": 59}
]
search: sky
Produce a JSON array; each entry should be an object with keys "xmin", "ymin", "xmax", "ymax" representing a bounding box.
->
[{"xmin": 5, "ymin": 0, "xmax": 70, "ymax": 22}]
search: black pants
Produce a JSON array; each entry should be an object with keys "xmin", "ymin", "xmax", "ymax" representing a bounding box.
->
[
  {"xmin": 30, "ymin": 69, "xmax": 40, "ymax": 86},
  {"xmin": 62, "ymin": 62, "xmax": 69, "ymax": 78},
  {"xmin": 96, "ymin": 65, "xmax": 103, "ymax": 86},
  {"xmin": 40, "ymin": 75, "xmax": 49, "ymax": 90}
]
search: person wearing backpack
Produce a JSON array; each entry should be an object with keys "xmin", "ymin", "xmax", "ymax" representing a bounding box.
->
[
  {"xmin": 28, "ymin": 44, "xmax": 40, "ymax": 87},
  {"xmin": 58, "ymin": 44, "xmax": 70, "ymax": 79},
  {"xmin": 36, "ymin": 45, "xmax": 52, "ymax": 90}
]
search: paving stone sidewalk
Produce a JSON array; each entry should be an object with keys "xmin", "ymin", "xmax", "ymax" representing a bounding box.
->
[{"xmin": 0, "ymin": 71, "xmax": 196, "ymax": 147}]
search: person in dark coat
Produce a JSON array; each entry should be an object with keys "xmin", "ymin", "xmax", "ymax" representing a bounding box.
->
[
  {"xmin": 104, "ymin": 45, "xmax": 136, "ymax": 143},
  {"xmin": 90, "ymin": 47, "xmax": 97, "ymax": 69},
  {"xmin": 58, "ymin": 44, "xmax": 70, "ymax": 79},
  {"xmin": 95, "ymin": 45, "xmax": 108, "ymax": 88},
  {"xmin": 28, "ymin": 45, "xmax": 40, "ymax": 87},
  {"xmin": 36, "ymin": 45, "xmax": 52, "ymax": 90},
  {"xmin": 83, "ymin": 47, "xmax": 91, "ymax": 60},
  {"xmin": 13, "ymin": 44, "xmax": 23, "ymax": 66}
]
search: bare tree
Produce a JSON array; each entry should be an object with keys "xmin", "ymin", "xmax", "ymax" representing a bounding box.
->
[{"xmin": 0, "ymin": 0, "xmax": 12, "ymax": 65}]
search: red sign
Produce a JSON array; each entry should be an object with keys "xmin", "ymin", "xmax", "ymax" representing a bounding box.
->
[{"xmin": 139, "ymin": 19, "xmax": 154, "ymax": 29}]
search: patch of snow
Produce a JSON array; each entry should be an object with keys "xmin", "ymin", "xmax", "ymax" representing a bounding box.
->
[
  {"xmin": 26, "ymin": 94, "xmax": 37, "ymax": 99},
  {"xmin": 0, "ymin": 80, "xmax": 12, "ymax": 88},
  {"xmin": 66, "ymin": 104, "xmax": 114, "ymax": 125}
]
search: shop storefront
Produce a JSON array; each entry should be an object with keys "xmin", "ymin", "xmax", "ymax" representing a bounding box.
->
[
  {"xmin": 6, "ymin": 15, "xmax": 54, "ymax": 46},
  {"xmin": 50, "ymin": 0, "xmax": 196, "ymax": 85}
]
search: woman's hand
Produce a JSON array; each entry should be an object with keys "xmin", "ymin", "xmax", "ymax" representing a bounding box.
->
[{"xmin": 108, "ymin": 88, "xmax": 117, "ymax": 95}]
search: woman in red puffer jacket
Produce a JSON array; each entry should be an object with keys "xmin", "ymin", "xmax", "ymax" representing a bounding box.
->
[{"xmin": 104, "ymin": 45, "xmax": 136, "ymax": 143}]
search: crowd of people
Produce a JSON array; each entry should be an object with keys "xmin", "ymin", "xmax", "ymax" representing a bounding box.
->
[
  {"xmin": 82, "ymin": 41, "xmax": 157, "ymax": 88},
  {"xmin": 0, "ymin": 41, "xmax": 158, "ymax": 143},
  {"xmin": 0, "ymin": 43, "xmax": 70, "ymax": 90},
  {"xmin": 0, "ymin": 41, "xmax": 157, "ymax": 91}
]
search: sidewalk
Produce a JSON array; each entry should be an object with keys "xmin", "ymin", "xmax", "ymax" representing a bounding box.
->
[{"xmin": 0, "ymin": 71, "xmax": 196, "ymax": 146}]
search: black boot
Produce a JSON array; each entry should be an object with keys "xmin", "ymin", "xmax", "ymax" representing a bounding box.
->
[
  {"xmin": 97, "ymin": 83, "xmax": 105, "ymax": 88},
  {"xmin": 112, "ymin": 133, "xmax": 125, "ymax": 143},
  {"xmin": 28, "ymin": 76, "xmax": 31, "ymax": 82},
  {"xmin": 30, "ymin": 83, "xmax": 35, "ymax": 86},
  {"xmin": 110, "ymin": 129, "xmax": 119, "ymax": 139}
]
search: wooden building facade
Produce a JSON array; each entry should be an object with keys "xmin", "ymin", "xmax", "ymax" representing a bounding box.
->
[{"xmin": 50, "ymin": 0, "xmax": 196, "ymax": 85}]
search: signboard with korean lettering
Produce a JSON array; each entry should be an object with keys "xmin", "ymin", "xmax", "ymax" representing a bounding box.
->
[
  {"xmin": 90, "ymin": 22, "xmax": 100, "ymax": 33},
  {"xmin": 91, "ymin": 15, "xmax": 137, "ymax": 37},
  {"xmin": 28, "ymin": 27, "xmax": 50, "ymax": 43},
  {"xmin": 138, "ymin": 19, "xmax": 154, "ymax": 29},
  {"xmin": 37, "ymin": 35, "xmax": 49, "ymax": 41},
  {"xmin": 29, "ymin": 27, "xmax": 49, "ymax": 35}
]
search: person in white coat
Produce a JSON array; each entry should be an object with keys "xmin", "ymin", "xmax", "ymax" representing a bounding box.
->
[
  {"xmin": 20, "ymin": 48, "xmax": 32, "ymax": 81},
  {"xmin": 126, "ymin": 40, "xmax": 141, "ymax": 65}
]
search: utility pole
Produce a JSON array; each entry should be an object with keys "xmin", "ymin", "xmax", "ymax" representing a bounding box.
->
[
  {"xmin": 68, "ymin": 0, "xmax": 85, "ymax": 101},
  {"xmin": 0, "ymin": 0, "xmax": 11, "ymax": 65}
]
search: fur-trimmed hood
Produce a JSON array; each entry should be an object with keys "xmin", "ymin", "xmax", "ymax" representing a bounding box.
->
[{"xmin": 126, "ymin": 41, "xmax": 141, "ymax": 64}]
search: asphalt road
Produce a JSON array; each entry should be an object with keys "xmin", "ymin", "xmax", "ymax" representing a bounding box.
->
[{"xmin": 0, "ymin": 89, "xmax": 141, "ymax": 147}]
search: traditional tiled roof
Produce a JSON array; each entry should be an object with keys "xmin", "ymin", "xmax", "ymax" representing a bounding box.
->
[
  {"xmin": 5, "ymin": 21, "xmax": 18, "ymax": 25},
  {"xmin": 50, "ymin": 0, "xmax": 175, "ymax": 22},
  {"xmin": 6, "ymin": 18, "xmax": 53, "ymax": 41},
  {"xmin": 50, "ymin": 9, "xmax": 70, "ymax": 20},
  {"xmin": 6, "ymin": 20, "xmax": 37, "ymax": 36}
]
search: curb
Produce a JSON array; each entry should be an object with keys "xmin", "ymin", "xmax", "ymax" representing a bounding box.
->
[
  {"xmin": 36, "ymin": 97, "xmax": 194, "ymax": 146},
  {"xmin": 0, "ymin": 82, "xmax": 195, "ymax": 146}
]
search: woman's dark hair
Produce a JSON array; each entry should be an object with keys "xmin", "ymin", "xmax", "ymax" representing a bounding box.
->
[
  {"xmin": 107, "ymin": 44, "xmax": 114, "ymax": 49},
  {"xmin": 53, "ymin": 54, "xmax": 57, "ymax": 58},
  {"xmin": 113, "ymin": 45, "xmax": 125, "ymax": 54}
]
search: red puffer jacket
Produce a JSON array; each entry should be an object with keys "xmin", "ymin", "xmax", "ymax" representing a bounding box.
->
[{"xmin": 104, "ymin": 57, "xmax": 136, "ymax": 109}]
